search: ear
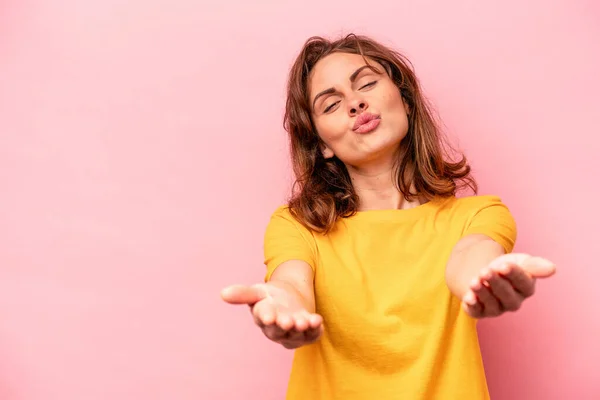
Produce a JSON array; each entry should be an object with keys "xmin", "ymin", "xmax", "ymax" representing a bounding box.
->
[{"xmin": 321, "ymin": 143, "xmax": 334, "ymax": 159}]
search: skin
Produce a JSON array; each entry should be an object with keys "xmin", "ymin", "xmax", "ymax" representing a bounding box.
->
[
  {"xmin": 221, "ymin": 261, "xmax": 319, "ymax": 349},
  {"xmin": 221, "ymin": 52, "xmax": 556, "ymax": 349},
  {"xmin": 446, "ymin": 235, "xmax": 556, "ymax": 318}
]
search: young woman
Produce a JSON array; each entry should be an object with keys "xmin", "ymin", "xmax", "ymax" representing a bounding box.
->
[{"xmin": 221, "ymin": 34, "xmax": 556, "ymax": 400}]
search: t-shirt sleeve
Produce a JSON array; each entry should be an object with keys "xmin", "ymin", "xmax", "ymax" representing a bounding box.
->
[
  {"xmin": 263, "ymin": 206, "xmax": 317, "ymax": 281},
  {"xmin": 462, "ymin": 196, "xmax": 518, "ymax": 253}
]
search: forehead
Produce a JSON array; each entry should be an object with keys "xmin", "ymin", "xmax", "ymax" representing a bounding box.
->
[{"xmin": 309, "ymin": 52, "xmax": 375, "ymax": 96}]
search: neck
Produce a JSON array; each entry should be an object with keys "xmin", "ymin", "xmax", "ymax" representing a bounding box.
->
[{"xmin": 346, "ymin": 159, "xmax": 423, "ymax": 211}]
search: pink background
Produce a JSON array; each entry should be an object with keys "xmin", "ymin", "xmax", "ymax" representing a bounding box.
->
[{"xmin": 1, "ymin": 0, "xmax": 598, "ymax": 399}]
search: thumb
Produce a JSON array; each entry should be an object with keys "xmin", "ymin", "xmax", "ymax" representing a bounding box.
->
[
  {"xmin": 220, "ymin": 284, "xmax": 267, "ymax": 305},
  {"xmin": 490, "ymin": 253, "xmax": 557, "ymax": 278},
  {"xmin": 521, "ymin": 256, "xmax": 557, "ymax": 278}
]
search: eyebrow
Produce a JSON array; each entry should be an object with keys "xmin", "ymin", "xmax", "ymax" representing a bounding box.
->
[{"xmin": 311, "ymin": 65, "xmax": 377, "ymax": 110}]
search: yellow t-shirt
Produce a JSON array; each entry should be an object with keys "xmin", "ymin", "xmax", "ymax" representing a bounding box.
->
[{"xmin": 263, "ymin": 195, "xmax": 517, "ymax": 400}]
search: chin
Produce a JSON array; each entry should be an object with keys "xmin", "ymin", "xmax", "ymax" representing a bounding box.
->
[{"xmin": 367, "ymin": 129, "xmax": 405, "ymax": 150}]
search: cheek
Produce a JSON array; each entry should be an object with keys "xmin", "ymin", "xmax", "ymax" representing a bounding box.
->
[
  {"xmin": 380, "ymin": 91, "xmax": 409, "ymax": 123},
  {"xmin": 315, "ymin": 117, "xmax": 347, "ymax": 144},
  {"xmin": 381, "ymin": 88, "xmax": 404, "ymax": 109}
]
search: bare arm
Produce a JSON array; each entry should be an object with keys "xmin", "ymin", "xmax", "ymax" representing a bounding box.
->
[
  {"xmin": 445, "ymin": 234, "xmax": 556, "ymax": 318},
  {"xmin": 269, "ymin": 259, "xmax": 316, "ymax": 313},
  {"xmin": 221, "ymin": 259, "xmax": 322, "ymax": 349},
  {"xmin": 445, "ymin": 234, "xmax": 505, "ymax": 300}
]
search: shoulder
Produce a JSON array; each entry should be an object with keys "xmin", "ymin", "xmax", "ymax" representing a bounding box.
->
[
  {"xmin": 268, "ymin": 205, "xmax": 302, "ymax": 226},
  {"xmin": 452, "ymin": 195, "xmax": 518, "ymax": 251},
  {"xmin": 454, "ymin": 194, "xmax": 504, "ymax": 207},
  {"xmin": 445, "ymin": 194, "xmax": 510, "ymax": 216},
  {"xmin": 436, "ymin": 194, "xmax": 516, "ymax": 231},
  {"xmin": 265, "ymin": 204, "xmax": 315, "ymax": 237},
  {"xmin": 263, "ymin": 204, "xmax": 318, "ymax": 274},
  {"xmin": 270, "ymin": 204, "xmax": 294, "ymax": 218}
]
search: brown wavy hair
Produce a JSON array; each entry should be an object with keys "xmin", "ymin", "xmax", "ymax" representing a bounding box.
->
[{"xmin": 283, "ymin": 34, "xmax": 476, "ymax": 233}]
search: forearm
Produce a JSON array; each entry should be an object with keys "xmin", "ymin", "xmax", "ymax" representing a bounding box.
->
[
  {"xmin": 445, "ymin": 234, "xmax": 506, "ymax": 299},
  {"xmin": 269, "ymin": 260, "xmax": 317, "ymax": 313}
]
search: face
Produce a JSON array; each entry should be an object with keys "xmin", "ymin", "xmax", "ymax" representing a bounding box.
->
[{"xmin": 309, "ymin": 52, "xmax": 409, "ymax": 168}]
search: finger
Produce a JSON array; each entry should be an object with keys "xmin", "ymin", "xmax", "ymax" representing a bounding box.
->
[
  {"xmin": 281, "ymin": 325, "xmax": 323, "ymax": 349},
  {"xmin": 495, "ymin": 263, "xmax": 536, "ymax": 297},
  {"xmin": 257, "ymin": 306, "xmax": 290, "ymax": 341},
  {"xmin": 293, "ymin": 312, "xmax": 310, "ymax": 332},
  {"xmin": 304, "ymin": 325, "xmax": 323, "ymax": 342},
  {"xmin": 489, "ymin": 253, "xmax": 556, "ymax": 279},
  {"xmin": 522, "ymin": 256, "xmax": 556, "ymax": 278},
  {"xmin": 252, "ymin": 300, "xmax": 277, "ymax": 327},
  {"xmin": 488, "ymin": 253, "xmax": 531, "ymax": 269},
  {"xmin": 473, "ymin": 273, "xmax": 502, "ymax": 317},
  {"xmin": 463, "ymin": 301, "xmax": 482, "ymax": 319},
  {"xmin": 276, "ymin": 313, "xmax": 295, "ymax": 331},
  {"xmin": 486, "ymin": 270, "xmax": 523, "ymax": 312},
  {"xmin": 281, "ymin": 339, "xmax": 302, "ymax": 349},
  {"xmin": 221, "ymin": 284, "xmax": 267, "ymax": 305},
  {"xmin": 462, "ymin": 288, "xmax": 483, "ymax": 318},
  {"xmin": 285, "ymin": 329, "xmax": 306, "ymax": 342},
  {"xmin": 307, "ymin": 313, "xmax": 323, "ymax": 329},
  {"xmin": 263, "ymin": 324, "xmax": 288, "ymax": 341}
]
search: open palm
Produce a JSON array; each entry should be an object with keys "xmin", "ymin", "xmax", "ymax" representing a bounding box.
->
[
  {"xmin": 221, "ymin": 283, "xmax": 323, "ymax": 349},
  {"xmin": 462, "ymin": 253, "xmax": 556, "ymax": 318}
]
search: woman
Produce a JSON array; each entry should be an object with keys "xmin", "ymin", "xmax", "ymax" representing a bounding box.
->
[{"xmin": 221, "ymin": 34, "xmax": 556, "ymax": 399}]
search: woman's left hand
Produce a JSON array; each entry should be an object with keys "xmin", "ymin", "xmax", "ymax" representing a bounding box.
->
[{"xmin": 462, "ymin": 253, "xmax": 557, "ymax": 318}]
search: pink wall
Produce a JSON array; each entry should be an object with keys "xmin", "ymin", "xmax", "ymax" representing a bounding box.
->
[{"xmin": 1, "ymin": 0, "xmax": 598, "ymax": 399}]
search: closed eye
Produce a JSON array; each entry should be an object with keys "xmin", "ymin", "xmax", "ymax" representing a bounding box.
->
[
  {"xmin": 323, "ymin": 81, "xmax": 376, "ymax": 113},
  {"xmin": 359, "ymin": 81, "xmax": 377, "ymax": 90},
  {"xmin": 324, "ymin": 101, "xmax": 340, "ymax": 113}
]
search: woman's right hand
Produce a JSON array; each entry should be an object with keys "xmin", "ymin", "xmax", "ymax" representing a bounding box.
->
[{"xmin": 221, "ymin": 282, "xmax": 323, "ymax": 349}]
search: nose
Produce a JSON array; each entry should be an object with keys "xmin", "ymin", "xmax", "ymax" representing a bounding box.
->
[{"xmin": 349, "ymin": 99, "xmax": 368, "ymax": 115}]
